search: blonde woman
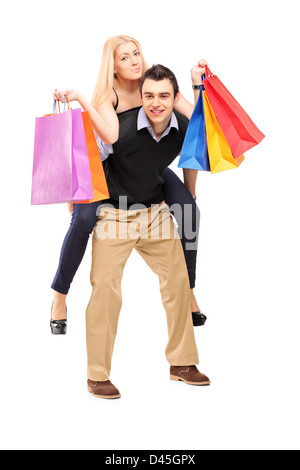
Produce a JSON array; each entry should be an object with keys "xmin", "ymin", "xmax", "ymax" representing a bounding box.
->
[{"xmin": 51, "ymin": 35, "xmax": 207, "ymax": 334}]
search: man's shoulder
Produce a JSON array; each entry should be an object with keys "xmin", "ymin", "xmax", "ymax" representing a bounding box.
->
[
  {"xmin": 173, "ymin": 110, "xmax": 189, "ymax": 131},
  {"xmin": 113, "ymin": 107, "xmax": 142, "ymax": 150}
]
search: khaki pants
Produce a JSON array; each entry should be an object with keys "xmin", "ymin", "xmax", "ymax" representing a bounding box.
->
[{"xmin": 86, "ymin": 202, "xmax": 199, "ymax": 381}]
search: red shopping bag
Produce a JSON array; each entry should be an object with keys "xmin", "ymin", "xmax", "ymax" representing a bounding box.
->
[{"xmin": 203, "ymin": 66, "xmax": 265, "ymax": 158}]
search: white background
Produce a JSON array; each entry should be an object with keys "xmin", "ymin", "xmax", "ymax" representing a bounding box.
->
[{"xmin": 1, "ymin": 0, "xmax": 299, "ymax": 451}]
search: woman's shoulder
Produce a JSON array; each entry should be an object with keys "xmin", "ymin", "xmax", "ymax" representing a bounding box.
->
[
  {"xmin": 112, "ymin": 88, "xmax": 119, "ymax": 111},
  {"xmin": 117, "ymin": 106, "xmax": 142, "ymax": 120},
  {"xmin": 113, "ymin": 86, "xmax": 142, "ymax": 114},
  {"xmin": 95, "ymin": 89, "xmax": 118, "ymax": 114}
]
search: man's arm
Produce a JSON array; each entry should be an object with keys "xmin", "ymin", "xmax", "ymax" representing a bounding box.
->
[
  {"xmin": 191, "ymin": 60, "xmax": 207, "ymax": 104},
  {"xmin": 95, "ymin": 134, "xmax": 113, "ymax": 163},
  {"xmin": 174, "ymin": 60, "xmax": 208, "ymax": 118},
  {"xmin": 183, "ymin": 169, "xmax": 198, "ymax": 198},
  {"xmin": 174, "ymin": 60, "xmax": 209, "ymax": 198}
]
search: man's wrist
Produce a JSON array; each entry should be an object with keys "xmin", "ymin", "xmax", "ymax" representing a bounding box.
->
[{"xmin": 191, "ymin": 78, "xmax": 203, "ymax": 86}]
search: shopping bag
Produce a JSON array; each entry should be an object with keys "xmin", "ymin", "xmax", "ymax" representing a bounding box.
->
[
  {"xmin": 203, "ymin": 66, "xmax": 265, "ymax": 158},
  {"xmin": 178, "ymin": 87, "xmax": 210, "ymax": 171},
  {"xmin": 31, "ymin": 100, "xmax": 94, "ymax": 205},
  {"xmin": 77, "ymin": 111, "xmax": 110, "ymax": 203},
  {"xmin": 203, "ymin": 90, "xmax": 245, "ymax": 174}
]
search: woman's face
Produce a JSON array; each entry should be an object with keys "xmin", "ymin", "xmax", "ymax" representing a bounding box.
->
[{"xmin": 114, "ymin": 41, "xmax": 143, "ymax": 81}]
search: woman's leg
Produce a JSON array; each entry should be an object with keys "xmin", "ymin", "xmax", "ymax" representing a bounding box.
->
[
  {"xmin": 51, "ymin": 201, "xmax": 101, "ymax": 320},
  {"xmin": 163, "ymin": 168, "xmax": 201, "ymax": 313}
]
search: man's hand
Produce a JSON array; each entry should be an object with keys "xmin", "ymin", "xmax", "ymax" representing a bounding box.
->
[
  {"xmin": 67, "ymin": 203, "xmax": 75, "ymax": 215},
  {"xmin": 191, "ymin": 60, "xmax": 209, "ymax": 85}
]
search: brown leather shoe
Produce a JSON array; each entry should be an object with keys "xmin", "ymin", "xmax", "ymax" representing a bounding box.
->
[
  {"xmin": 170, "ymin": 366, "xmax": 210, "ymax": 386},
  {"xmin": 87, "ymin": 379, "xmax": 121, "ymax": 399}
]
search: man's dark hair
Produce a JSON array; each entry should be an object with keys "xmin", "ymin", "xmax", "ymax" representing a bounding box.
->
[{"xmin": 140, "ymin": 64, "xmax": 179, "ymax": 98}]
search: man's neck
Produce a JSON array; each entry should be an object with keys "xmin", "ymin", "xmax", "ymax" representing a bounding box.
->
[{"xmin": 149, "ymin": 118, "xmax": 172, "ymax": 141}]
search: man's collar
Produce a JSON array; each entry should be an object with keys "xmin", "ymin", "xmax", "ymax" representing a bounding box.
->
[{"xmin": 137, "ymin": 107, "xmax": 179, "ymax": 132}]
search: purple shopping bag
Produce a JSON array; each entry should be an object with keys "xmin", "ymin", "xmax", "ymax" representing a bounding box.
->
[{"xmin": 31, "ymin": 102, "xmax": 94, "ymax": 205}]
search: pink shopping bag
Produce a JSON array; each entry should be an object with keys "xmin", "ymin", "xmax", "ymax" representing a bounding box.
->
[{"xmin": 31, "ymin": 101, "xmax": 94, "ymax": 204}]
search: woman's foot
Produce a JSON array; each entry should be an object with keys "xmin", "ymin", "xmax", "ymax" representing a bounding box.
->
[
  {"xmin": 190, "ymin": 289, "xmax": 200, "ymax": 313},
  {"xmin": 51, "ymin": 292, "xmax": 67, "ymax": 321},
  {"xmin": 50, "ymin": 292, "xmax": 67, "ymax": 335},
  {"xmin": 192, "ymin": 311, "xmax": 207, "ymax": 327},
  {"xmin": 190, "ymin": 289, "xmax": 207, "ymax": 327}
]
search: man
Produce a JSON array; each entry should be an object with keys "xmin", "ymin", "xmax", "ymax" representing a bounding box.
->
[{"xmin": 86, "ymin": 65, "xmax": 210, "ymax": 399}]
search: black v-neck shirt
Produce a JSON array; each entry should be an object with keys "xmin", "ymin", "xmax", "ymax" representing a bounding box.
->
[{"xmin": 103, "ymin": 107, "xmax": 189, "ymax": 209}]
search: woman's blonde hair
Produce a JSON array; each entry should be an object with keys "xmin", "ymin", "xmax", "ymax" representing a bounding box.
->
[{"xmin": 91, "ymin": 35, "xmax": 148, "ymax": 110}]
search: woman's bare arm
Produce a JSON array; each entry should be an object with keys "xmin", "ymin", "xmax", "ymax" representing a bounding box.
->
[
  {"xmin": 174, "ymin": 92, "xmax": 194, "ymax": 120},
  {"xmin": 54, "ymin": 89, "xmax": 119, "ymax": 145},
  {"xmin": 79, "ymin": 91, "xmax": 119, "ymax": 144}
]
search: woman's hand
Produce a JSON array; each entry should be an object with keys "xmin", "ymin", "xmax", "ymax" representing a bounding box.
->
[
  {"xmin": 53, "ymin": 89, "xmax": 80, "ymax": 103},
  {"xmin": 191, "ymin": 60, "xmax": 209, "ymax": 85}
]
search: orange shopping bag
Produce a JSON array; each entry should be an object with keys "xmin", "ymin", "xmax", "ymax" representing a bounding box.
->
[
  {"xmin": 202, "ymin": 90, "xmax": 245, "ymax": 174},
  {"xmin": 77, "ymin": 111, "xmax": 110, "ymax": 203}
]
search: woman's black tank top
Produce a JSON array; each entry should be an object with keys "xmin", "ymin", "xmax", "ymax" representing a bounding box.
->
[{"xmin": 113, "ymin": 88, "xmax": 119, "ymax": 111}]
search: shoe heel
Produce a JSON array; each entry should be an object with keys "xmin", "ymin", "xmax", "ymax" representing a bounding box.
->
[{"xmin": 50, "ymin": 302, "xmax": 67, "ymax": 335}]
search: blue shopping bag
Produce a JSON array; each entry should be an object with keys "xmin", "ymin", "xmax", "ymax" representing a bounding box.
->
[{"xmin": 178, "ymin": 87, "xmax": 210, "ymax": 171}]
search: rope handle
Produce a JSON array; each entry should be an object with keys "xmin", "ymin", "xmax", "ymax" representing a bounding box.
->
[{"xmin": 53, "ymin": 94, "xmax": 70, "ymax": 115}]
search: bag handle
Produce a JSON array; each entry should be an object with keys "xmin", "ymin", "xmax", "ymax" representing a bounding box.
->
[
  {"xmin": 53, "ymin": 95, "xmax": 70, "ymax": 115},
  {"xmin": 205, "ymin": 65, "xmax": 214, "ymax": 78}
]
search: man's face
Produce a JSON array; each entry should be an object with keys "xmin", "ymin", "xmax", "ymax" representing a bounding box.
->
[{"xmin": 141, "ymin": 78, "xmax": 178, "ymax": 128}]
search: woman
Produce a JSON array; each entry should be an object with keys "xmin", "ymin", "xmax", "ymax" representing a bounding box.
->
[{"xmin": 51, "ymin": 35, "xmax": 207, "ymax": 334}]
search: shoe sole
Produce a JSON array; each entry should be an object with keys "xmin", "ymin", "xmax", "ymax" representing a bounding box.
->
[
  {"xmin": 170, "ymin": 375, "xmax": 210, "ymax": 386},
  {"xmin": 193, "ymin": 320, "xmax": 206, "ymax": 327},
  {"xmin": 51, "ymin": 330, "xmax": 67, "ymax": 335},
  {"xmin": 87, "ymin": 386, "xmax": 121, "ymax": 399}
]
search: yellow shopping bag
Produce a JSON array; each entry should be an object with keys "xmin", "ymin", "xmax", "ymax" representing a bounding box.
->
[{"xmin": 203, "ymin": 90, "xmax": 245, "ymax": 174}]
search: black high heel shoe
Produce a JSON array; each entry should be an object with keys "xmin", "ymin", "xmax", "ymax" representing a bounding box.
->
[
  {"xmin": 50, "ymin": 303, "xmax": 67, "ymax": 335},
  {"xmin": 192, "ymin": 311, "xmax": 207, "ymax": 327}
]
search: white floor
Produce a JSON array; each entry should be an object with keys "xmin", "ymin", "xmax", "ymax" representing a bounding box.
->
[{"xmin": 1, "ymin": 239, "xmax": 299, "ymax": 450}]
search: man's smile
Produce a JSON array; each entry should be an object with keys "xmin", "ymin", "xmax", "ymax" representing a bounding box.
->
[{"xmin": 150, "ymin": 109, "xmax": 165, "ymax": 115}]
